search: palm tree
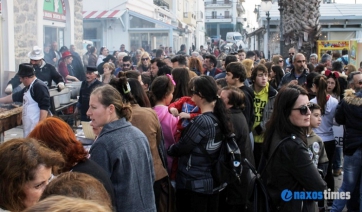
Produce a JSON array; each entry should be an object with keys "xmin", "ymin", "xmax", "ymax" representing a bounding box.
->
[{"xmin": 281, "ymin": 0, "xmax": 321, "ymax": 58}]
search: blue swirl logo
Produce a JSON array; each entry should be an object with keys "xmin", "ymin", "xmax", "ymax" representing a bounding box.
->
[{"xmin": 281, "ymin": 189, "xmax": 293, "ymax": 202}]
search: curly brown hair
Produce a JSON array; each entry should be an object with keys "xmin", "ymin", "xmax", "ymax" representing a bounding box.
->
[{"xmin": 0, "ymin": 138, "xmax": 64, "ymax": 211}]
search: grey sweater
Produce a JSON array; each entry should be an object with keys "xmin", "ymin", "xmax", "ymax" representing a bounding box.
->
[{"xmin": 90, "ymin": 118, "xmax": 156, "ymax": 212}]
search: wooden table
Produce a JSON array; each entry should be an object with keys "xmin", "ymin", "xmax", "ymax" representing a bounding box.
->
[{"xmin": 0, "ymin": 107, "xmax": 23, "ymax": 141}]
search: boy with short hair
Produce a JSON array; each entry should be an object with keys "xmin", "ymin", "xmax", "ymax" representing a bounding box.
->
[{"xmin": 306, "ymin": 102, "xmax": 329, "ymax": 211}]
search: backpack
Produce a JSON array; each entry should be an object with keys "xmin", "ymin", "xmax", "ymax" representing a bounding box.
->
[
  {"xmin": 245, "ymin": 136, "xmax": 291, "ymax": 212},
  {"xmin": 197, "ymin": 113, "xmax": 243, "ymax": 191}
]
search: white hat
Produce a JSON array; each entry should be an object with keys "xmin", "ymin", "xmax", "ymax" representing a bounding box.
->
[{"xmin": 28, "ymin": 46, "xmax": 44, "ymax": 60}]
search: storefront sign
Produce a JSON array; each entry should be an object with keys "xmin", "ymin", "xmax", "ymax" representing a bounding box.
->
[
  {"xmin": 316, "ymin": 40, "xmax": 349, "ymax": 59},
  {"xmin": 43, "ymin": 0, "xmax": 66, "ymax": 22}
]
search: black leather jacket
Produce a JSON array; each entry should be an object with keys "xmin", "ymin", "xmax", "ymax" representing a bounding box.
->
[{"xmin": 265, "ymin": 134, "xmax": 326, "ymax": 211}]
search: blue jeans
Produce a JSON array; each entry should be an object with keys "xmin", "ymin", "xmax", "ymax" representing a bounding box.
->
[
  {"xmin": 331, "ymin": 148, "xmax": 362, "ymax": 212},
  {"xmin": 333, "ymin": 146, "xmax": 343, "ymax": 170}
]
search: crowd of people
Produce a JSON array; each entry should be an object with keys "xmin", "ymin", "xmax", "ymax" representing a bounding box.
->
[{"xmin": 1, "ymin": 42, "xmax": 362, "ymax": 212}]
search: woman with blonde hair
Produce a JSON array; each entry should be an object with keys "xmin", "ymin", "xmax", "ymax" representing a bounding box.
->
[
  {"xmin": 344, "ymin": 64, "xmax": 356, "ymax": 76},
  {"xmin": 241, "ymin": 58, "xmax": 254, "ymax": 85},
  {"xmin": 137, "ymin": 52, "xmax": 151, "ymax": 73},
  {"xmin": 102, "ymin": 62, "xmax": 116, "ymax": 84}
]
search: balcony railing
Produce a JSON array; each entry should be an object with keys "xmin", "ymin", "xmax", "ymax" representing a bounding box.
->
[
  {"xmin": 206, "ymin": 15, "xmax": 232, "ymax": 19},
  {"xmin": 205, "ymin": 1, "xmax": 232, "ymax": 6}
]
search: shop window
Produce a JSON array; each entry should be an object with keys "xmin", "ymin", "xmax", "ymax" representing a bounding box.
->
[{"xmin": 84, "ymin": 28, "xmax": 97, "ymax": 40}]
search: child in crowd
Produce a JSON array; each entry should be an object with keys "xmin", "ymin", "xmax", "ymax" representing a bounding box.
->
[
  {"xmin": 168, "ymin": 77, "xmax": 201, "ymax": 181},
  {"xmin": 306, "ymin": 102, "xmax": 329, "ymax": 211},
  {"xmin": 149, "ymin": 75, "xmax": 179, "ymax": 176}
]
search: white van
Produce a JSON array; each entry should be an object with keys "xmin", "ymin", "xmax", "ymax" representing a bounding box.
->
[{"xmin": 226, "ymin": 32, "xmax": 246, "ymax": 50}]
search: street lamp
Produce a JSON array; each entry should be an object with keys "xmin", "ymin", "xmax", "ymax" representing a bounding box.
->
[
  {"xmin": 253, "ymin": 27, "xmax": 256, "ymax": 50},
  {"xmin": 261, "ymin": 0, "xmax": 272, "ymax": 60},
  {"xmin": 278, "ymin": 0, "xmax": 284, "ymax": 58}
]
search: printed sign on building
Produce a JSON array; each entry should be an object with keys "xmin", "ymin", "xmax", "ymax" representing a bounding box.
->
[{"xmin": 43, "ymin": 0, "xmax": 66, "ymax": 22}]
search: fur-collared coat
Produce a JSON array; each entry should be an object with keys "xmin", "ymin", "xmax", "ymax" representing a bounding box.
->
[{"xmin": 335, "ymin": 89, "xmax": 362, "ymax": 155}]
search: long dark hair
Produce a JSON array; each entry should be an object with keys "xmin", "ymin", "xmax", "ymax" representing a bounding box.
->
[
  {"xmin": 313, "ymin": 75, "xmax": 328, "ymax": 115},
  {"xmin": 263, "ymin": 84, "xmax": 309, "ymax": 158},
  {"xmin": 271, "ymin": 66, "xmax": 284, "ymax": 89},
  {"xmin": 172, "ymin": 68, "xmax": 191, "ymax": 101},
  {"xmin": 149, "ymin": 76, "xmax": 174, "ymax": 107},
  {"xmin": 128, "ymin": 78, "xmax": 151, "ymax": 107},
  {"xmin": 193, "ymin": 76, "xmax": 233, "ymax": 135}
]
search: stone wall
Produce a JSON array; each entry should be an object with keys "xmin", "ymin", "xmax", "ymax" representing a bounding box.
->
[
  {"xmin": 13, "ymin": 0, "xmax": 38, "ymax": 67},
  {"xmin": 74, "ymin": 0, "xmax": 84, "ymax": 53}
]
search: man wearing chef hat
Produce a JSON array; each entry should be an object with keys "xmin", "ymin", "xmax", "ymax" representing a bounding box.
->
[
  {"xmin": 0, "ymin": 63, "xmax": 50, "ymax": 137},
  {"xmin": 5, "ymin": 46, "xmax": 65, "ymax": 94}
]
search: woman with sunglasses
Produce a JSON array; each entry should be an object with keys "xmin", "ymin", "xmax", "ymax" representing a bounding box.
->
[
  {"xmin": 263, "ymin": 84, "xmax": 326, "ymax": 212},
  {"xmin": 168, "ymin": 76, "xmax": 233, "ymax": 212},
  {"xmin": 137, "ymin": 52, "xmax": 151, "ymax": 73},
  {"xmin": 310, "ymin": 75, "xmax": 339, "ymax": 208}
]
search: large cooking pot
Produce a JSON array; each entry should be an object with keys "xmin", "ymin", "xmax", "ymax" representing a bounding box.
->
[
  {"xmin": 66, "ymin": 82, "xmax": 82, "ymax": 99},
  {"xmin": 66, "ymin": 85, "xmax": 79, "ymax": 99},
  {"xmin": 53, "ymin": 96, "xmax": 61, "ymax": 108},
  {"xmin": 59, "ymin": 91, "xmax": 71, "ymax": 105}
]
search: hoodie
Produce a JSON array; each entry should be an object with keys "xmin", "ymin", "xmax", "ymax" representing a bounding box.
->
[
  {"xmin": 154, "ymin": 105, "xmax": 179, "ymax": 173},
  {"xmin": 310, "ymin": 95, "xmax": 338, "ymax": 142}
]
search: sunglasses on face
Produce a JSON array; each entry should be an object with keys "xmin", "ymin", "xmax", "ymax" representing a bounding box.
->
[
  {"xmin": 141, "ymin": 58, "xmax": 149, "ymax": 61},
  {"xmin": 296, "ymin": 60, "xmax": 306, "ymax": 63},
  {"xmin": 279, "ymin": 60, "xmax": 283, "ymax": 63},
  {"xmin": 123, "ymin": 64, "xmax": 130, "ymax": 67},
  {"xmin": 292, "ymin": 103, "xmax": 313, "ymax": 115},
  {"xmin": 359, "ymin": 80, "xmax": 362, "ymax": 85},
  {"xmin": 289, "ymin": 53, "xmax": 295, "ymax": 55}
]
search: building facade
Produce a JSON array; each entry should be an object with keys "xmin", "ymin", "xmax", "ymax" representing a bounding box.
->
[
  {"xmin": 204, "ymin": 0, "xmax": 246, "ymax": 42},
  {"xmin": 0, "ymin": 0, "xmax": 83, "ymax": 96},
  {"xmin": 82, "ymin": 0, "xmax": 206, "ymax": 54}
]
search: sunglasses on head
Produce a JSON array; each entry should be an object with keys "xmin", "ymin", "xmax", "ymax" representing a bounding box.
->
[
  {"xmin": 123, "ymin": 64, "xmax": 130, "ymax": 67},
  {"xmin": 141, "ymin": 58, "xmax": 149, "ymax": 61},
  {"xmin": 292, "ymin": 103, "xmax": 313, "ymax": 115}
]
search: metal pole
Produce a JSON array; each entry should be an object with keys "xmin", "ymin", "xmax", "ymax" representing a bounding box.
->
[
  {"xmin": 253, "ymin": 28, "xmax": 256, "ymax": 50},
  {"xmin": 266, "ymin": 11, "xmax": 270, "ymax": 60},
  {"xmin": 278, "ymin": 0, "xmax": 284, "ymax": 58}
]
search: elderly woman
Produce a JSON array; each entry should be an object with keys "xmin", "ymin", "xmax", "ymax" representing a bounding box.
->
[
  {"xmin": 87, "ymin": 85, "xmax": 156, "ymax": 211},
  {"xmin": 263, "ymin": 85, "xmax": 326, "ymax": 211},
  {"xmin": 58, "ymin": 51, "xmax": 79, "ymax": 82},
  {"xmin": 28, "ymin": 117, "xmax": 115, "ymax": 206},
  {"xmin": 0, "ymin": 138, "xmax": 64, "ymax": 211}
]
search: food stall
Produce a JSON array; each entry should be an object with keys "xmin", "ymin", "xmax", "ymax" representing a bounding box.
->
[
  {"xmin": 0, "ymin": 103, "xmax": 22, "ymax": 141},
  {"xmin": 316, "ymin": 40, "xmax": 350, "ymax": 59}
]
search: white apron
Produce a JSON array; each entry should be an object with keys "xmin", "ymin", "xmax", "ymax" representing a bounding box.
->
[{"xmin": 22, "ymin": 80, "xmax": 40, "ymax": 137}]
